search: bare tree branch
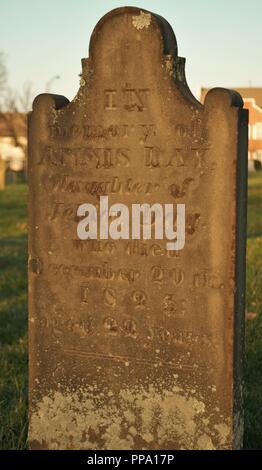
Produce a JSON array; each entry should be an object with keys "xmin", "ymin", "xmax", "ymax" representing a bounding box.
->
[
  {"xmin": 0, "ymin": 52, "xmax": 34, "ymax": 113},
  {"xmin": 0, "ymin": 52, "xmax": 30, "ymax": 173},
  {"xmin": 18, "ymin": 81, "xmax": 34, "ymax": 112},
  {"xmin": 0, "ymin": 51, "xmax": 7, "ymax": 93}
]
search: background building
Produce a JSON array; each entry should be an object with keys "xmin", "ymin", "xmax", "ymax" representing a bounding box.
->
[{"xmin": 0, "ymin": 113, "xmax": 27, "ymax": 185}]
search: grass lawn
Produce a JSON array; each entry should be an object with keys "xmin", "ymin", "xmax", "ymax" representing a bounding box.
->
[
  {"xmin": 0, "ymin": 185, "xmax": 28, "ymax": 449},
  {"xmin": 0, "ymin": 175, "xmax": 261, "ymax": 449},
  {"xmin": 244, "ymin": 172, "xmax": 262, "ymax": 449}
]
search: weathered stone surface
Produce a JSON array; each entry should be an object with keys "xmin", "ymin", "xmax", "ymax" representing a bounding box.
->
[{"xmin": 28, "ymin": 7, "xmax": 248, "ymax": 449}]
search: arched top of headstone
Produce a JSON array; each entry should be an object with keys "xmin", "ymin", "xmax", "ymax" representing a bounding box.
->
[
  {"xmin": 89, "ymin": 7, "xmax": 178, "ymax": 57},
  {"xmin": 84, "ymin": 6, "xmax": 198, "ymax": 106},
  {"xmin": 32, "ymin": 7, "xmax": 244, "ymax": 114}
]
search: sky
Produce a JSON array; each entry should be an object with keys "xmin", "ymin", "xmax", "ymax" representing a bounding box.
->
[{"xmin": 1, "ymin": 0, "xmax": 262, "ymax": 105}]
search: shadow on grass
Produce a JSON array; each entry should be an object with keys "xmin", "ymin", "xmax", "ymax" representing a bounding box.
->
[
  {"xmin": 244, "ymin": 316, "xmax": 262, "ymax": 449},
  {"xmin": 0, "ymin": 220, "xmax": 28, "ymax": 449}
]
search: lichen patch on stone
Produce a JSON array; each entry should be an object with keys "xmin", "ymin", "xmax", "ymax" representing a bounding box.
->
[
  {"xmin": 132, "ymin": 11, "xmax": 151, "ymax": 30},
  {"xmin": 30, "ymin": 381, "xmax": 231, "ymax": 450}
]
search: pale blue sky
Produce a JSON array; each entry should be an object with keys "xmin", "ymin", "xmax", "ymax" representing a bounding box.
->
[{"xmin": 1, "ymin": 0, "xmax": 262, "ymax": 103}]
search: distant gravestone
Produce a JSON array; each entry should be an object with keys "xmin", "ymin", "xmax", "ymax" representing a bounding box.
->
[
  {"xmin": 248, "ymin": 159, "xmax": 255, "ymax": 172},
  {"xmin": 0, "ymin": 158, "xmax": 5, "ymax": 190},
  {"xmin": 28, "ymin": 7, "xmax": 248, "ymax": 449}
]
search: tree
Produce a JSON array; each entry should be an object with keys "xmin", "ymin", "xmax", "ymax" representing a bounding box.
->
[
  {"xmin": 0, "ymin": 52, "xmax": 7, "ymax": 111},
  {"xmin": 0, "ymin": 51, "xmax": 7, "ymax": 92},
  {"xmin": 0, "ymin": 52, "xmax": 31, "ymax": 175},
  {"xmin": 3, "ymin": 81, "xmax": 34, "ymax": 113},
  {"xmin": 0, "ymin": 51, "xmax": 34, "ymax": 113}
]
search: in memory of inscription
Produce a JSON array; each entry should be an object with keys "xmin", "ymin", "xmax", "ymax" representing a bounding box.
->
[{"xmin": 77, "ymin": 196, "xmax": 185, "ymax": 250}]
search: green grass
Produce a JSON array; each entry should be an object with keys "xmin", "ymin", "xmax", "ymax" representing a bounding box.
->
[
  {"xmin": 244, "ymin": 172, "xmax": 262, "ymax": 449},
  {"xmin": 0, "ymin": 175, "xmax": 261, "ymax": 450},
  {"xmin": 0, "ymin": 185, "xmax": 28, "ymax": 449}
]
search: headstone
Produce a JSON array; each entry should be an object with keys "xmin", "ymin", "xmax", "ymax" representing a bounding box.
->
[
  {"xmin": 248, "ymin": 159, "xmax": 255, "ymax": 172},
  {"xmin": 28, "ymin": 7, "xmax": 248, "ymax": 450},
  {"xmin": 0, "ymin": 158, "xmax": 6, "ymax": 190}
]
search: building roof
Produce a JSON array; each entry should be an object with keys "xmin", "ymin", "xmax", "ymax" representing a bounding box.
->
[
  {"xmin": 200, "ymin": 87, "xmax": 262, "ymax": 108},
  {"xmin": 0, "ymin": 113, "xmax": 27, "ymax": 138}
]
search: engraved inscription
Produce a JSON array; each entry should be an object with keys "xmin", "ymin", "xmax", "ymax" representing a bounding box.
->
[
  {"xmin": 131, "ymin": 290, "xmax": 147, "ymax": 307},
  {"xmin": 80, "ymin": 285, "xmax": 89, "ymax": 303},
  {"xmin": 48, "ymin": 123, "xmax": 156, "ymax": 141},
  {"xmin": 193, "ymin": 271, "xmax": 225, "ymax": 289},
  {"xmin": 46, "ymin": 174, "xmax": 160, "ymax": 196},
  {"xmin": 39, "ymin": 146, "xmax": 130, "ymax": 169},
  {"xmin": 104, "ymin": 85, "xmax": 150, "ymax": 111},
  {"xmin": 104, "ymin": 89, "xmax": 117, "ymax": 110},
  {"xmin": 163, "ymin": 295, "xmax": 186, "ymax": 317},
  {"xmin": 38, "ymin": 311, "xmax": 215, "ymax": 350},
  {"xmin": 103, "ymin": 288, "xmax": 117, "ymax": 307},
  {"xmin": 151, "ymin": 265, "xmax": 185, "ymax": 285},
  {"xmin": 48, "ymin": 262, "xmax": 140, "ymax": 283}
]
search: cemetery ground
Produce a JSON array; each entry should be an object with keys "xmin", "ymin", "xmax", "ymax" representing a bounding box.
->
[{"xmin": 0, "ymin": 175, "xmax": 261, "ymax": 450}]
